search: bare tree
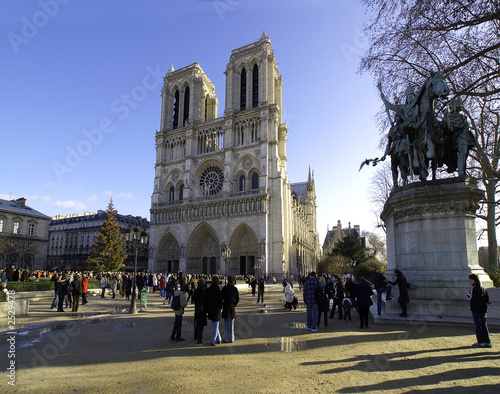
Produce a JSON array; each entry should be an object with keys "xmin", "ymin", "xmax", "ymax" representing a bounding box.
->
[
  {"xmin": 368, "ymin": 160, "xmax": 393, "ymax": 230},
  {"xmin": 359, "ymin": 0, "xmax": 500, "ymax": 268}
]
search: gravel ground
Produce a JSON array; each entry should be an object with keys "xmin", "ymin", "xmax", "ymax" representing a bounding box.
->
[{"xmin": 1, "ymin": 284, "xmax": 499, "ymax": 393}]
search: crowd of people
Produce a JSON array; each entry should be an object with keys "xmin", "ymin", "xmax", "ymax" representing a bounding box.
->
[
  {"xmin": 299, "ymin": 270, "xmax": 408, "ymax": 332},
  {"xmin": 1, "ymin": 264, "xmax": 492, "ymax": 348}
]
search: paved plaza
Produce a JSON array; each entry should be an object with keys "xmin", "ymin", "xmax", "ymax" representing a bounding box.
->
[{"xmin": 1, "ymin": 284, "xmax": 499, "ymax": 393}]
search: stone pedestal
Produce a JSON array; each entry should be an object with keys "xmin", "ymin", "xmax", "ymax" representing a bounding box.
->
[{"xmin": 380, "ymin": 177, "xmax": 492, "ymax": 320}]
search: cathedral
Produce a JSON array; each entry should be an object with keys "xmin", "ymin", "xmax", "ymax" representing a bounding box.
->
[{"xmin": 149, "ymin": 32, "xmax": 320, "ymax": 279}]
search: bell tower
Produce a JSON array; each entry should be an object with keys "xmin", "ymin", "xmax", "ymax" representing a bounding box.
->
[
  {"xmin": 160, "ymin": 63, "xmax": 218, "ymax": 132},
  {"xmin": 224, "ymin": 31, "xmax": 282, "ymax": 119}
]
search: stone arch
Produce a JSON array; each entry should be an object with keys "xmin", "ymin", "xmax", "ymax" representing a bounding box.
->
[
  {"xmin": 187, "ymin": 222, "xmax": 220, "ymax": 274},
  {"xmin": 229, "ymin": 223, "xmax": 259, "ymax": 276},
  {"xmin": 156, "ymin": 232, "xmax": 180, "ymax": 273},
  {"xmin": 237, "ymin": 61, "xmax": 248, "ymax": 74}
]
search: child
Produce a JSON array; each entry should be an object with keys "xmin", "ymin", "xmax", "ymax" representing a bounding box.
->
[
  {"xmin": 284, "ymin": 281, "xmax": 295, "ymax": 311},
  {"xmin": 342, "ymin": 297, "xmax": 352, "ymax": 321}
]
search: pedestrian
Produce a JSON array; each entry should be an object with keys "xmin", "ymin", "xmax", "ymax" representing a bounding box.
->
[
  {"xmin": 152, "ymin": 273, "xmax": 158, "ymax": 293},
  {"xmin": 100, "ymin": 275, "xmax": 107, "ymax": 298},
  {"xmin": 170, "ymin": 284, "xmax": 189, "ymax": 342},
  {"xmin": 50, "ymin": 273, "xmax": 59, "ymax": 309},
  {"xmin": 344, "ymin": 273, "xmax": 356, "ymax": 306},
  {"xmin": 5, "ymin": 265, "xmax": 15, "ymax": 282},
  {"xmin": 192, "ymin": 278, "xmax": 207, "ymax": 344},
  {"xmin": 389, "ymin": 269, "xmax": 410, "ymax": 318},
  {"xmin": 81, "ymin": 274, "xmax": 89, "ymax": 305},
  {"xmin": 251, "ymin": 276, "xmax": 257, "ymax": 296},
  {"xmin": 221, "ymin": 276, "xmax": 239, "ymax": 343},
  {"xmin": 256, "ymin": 277, "xmax": 265, "ymax": 304},
  {"xmin": 137, "ymin": 273, "xmax": 145, "ymax": 293},
  {"xmin": 21, "ymin": 269, "xmax": 29, "ymax": 282},
  {"xmin": 303, "ymin": 271, "xmax": 319, "ymax": 332},
  {"xmin": 325, "ymin": 277, "xmax": 335, "ymax": 316},
  {"xmin": 56, "ymin": 275, "xmax": 68, "ymax": 312},
  {"xmin": 284, "ymin": 281, "xmax": 295, "ymax": 311},
  {"xmin": 72, "ymin": 275, "xmax": 83, "ymax": 312},
  {"xmin": 111, "ymin": 275, "xmax": 118, "ymax": 299},
  {"xmin": 125, "ymin": 275, "xmax": 133, "ymax": 300},
  {"xmin": 65, "ymin": 275, "xmax": 73, "ymax": 309},
  {"xmin": 373, "ymin": 268, "xmax": 392, "ymax": 315},
  {"xmin": 467, "ymin": 274, "xmax": 492, "ymax": 348},
  {"xmin": 159, "ymin": 274, "xmax": 166, "ymax": 298},
  {"xmin": 352, "ymin": 276, "xmax": 374, "ymax": 329},
  {"xmin": 329, "ymin": 275, "xmax": 344, "ymax": 319},
  {"xmin": 317, "ymin": 276, "xmax": 329, "ymax": 328},
  {"xmin": 204, "ymin": 275, "xmax": 223, "ymax": 346}
]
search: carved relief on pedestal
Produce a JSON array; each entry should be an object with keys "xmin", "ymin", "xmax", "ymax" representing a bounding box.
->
[{"xmin": 393, "ymin": 200, "xmax": 480, "ymax": 222}]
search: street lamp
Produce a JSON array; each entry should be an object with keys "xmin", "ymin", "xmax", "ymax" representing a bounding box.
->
[
  {"xmin": 256, "ymin": 254, "xmax": 265, "ymax": 280},
  {"xmin": 129, "ymin": 227, "xmax": 142, "ymax": 314}
]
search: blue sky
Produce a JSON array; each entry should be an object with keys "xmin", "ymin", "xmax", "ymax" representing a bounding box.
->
[{"xmin": 1, "ymin": 0, "xmax": 385, "ymax": 245}]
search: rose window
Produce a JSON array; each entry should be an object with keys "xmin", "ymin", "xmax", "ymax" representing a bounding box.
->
[{"xmin": 200, "ymin": 166, "xmax": 224, "ymax": 195}]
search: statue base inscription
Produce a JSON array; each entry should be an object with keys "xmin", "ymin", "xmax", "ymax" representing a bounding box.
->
[{"xmin": 381, "ymin": 177, "xmax": 493, "ymax": 320}]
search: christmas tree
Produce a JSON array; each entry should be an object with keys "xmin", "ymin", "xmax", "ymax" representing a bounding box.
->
[{"xmin": 87, "ymin": 198, "xmax": 127, "ymax": 272}]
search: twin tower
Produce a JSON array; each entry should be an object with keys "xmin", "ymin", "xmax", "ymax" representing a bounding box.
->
[{"xmin": 149, "ymin": 32, "xmax": 320, "ymax": 279}]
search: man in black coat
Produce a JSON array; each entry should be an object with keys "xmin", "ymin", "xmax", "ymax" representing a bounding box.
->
[
  {"xmin": 221, "ymin": 276, "xmax": 239, "ymax": 343},
  {"xmin": 136, "ymin": 273, "xmax": 145, "ymax": 292},
  {"xmin": 204, "ymin": 275, "xmax": 223, "ymax": 346},
  {"xmin": 72, "ymin": 275, "xmax": 83, "ymax": 312},
  {"xmin": 468, "ymin": 274, "xmax": 491, "ymax": 348}
]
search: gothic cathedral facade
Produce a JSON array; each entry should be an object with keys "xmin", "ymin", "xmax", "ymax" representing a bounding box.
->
[{"xmin": 149, "ymin": 33, "xmax": 320, "ymax": 279}]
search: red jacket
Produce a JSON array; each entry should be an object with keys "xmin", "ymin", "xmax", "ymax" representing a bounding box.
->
[{"xmin": 82, "ymin": 277, "xmax": 88, "ymax": 292}]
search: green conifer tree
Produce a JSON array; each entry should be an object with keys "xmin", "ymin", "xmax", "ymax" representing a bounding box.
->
[{"xmin": 87, "ymin": 198, "xmax": 127, "ymax": 272}]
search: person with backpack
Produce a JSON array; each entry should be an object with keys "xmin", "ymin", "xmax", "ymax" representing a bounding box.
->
[
  {"xmin": 468, "ymin": 274, "xmax": 492, "ymax": 348},
  {"xmin": 170, "ymin": 284, "xmax": 189, "ymax": 342}
]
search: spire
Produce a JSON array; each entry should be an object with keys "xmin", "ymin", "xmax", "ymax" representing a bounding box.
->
[
  {"xmin": 260, "ymin": 29, "xmax": 270, "ymax": 43},
  {"xmin": 169, "ymin": 65, "xmax": 175, "ymax": 73}
]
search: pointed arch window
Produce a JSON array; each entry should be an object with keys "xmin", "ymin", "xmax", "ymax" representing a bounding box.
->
[
  {"xmin": 251, "ymin": 173, "xmax": 259, "ymax": 190},
  {"xmin": 239, "ymin": 175, "xmax": 246, "ymax": 191},
  {"xmin": 204, "ymin": 97, "xmax": 208, "ymax": 121},
  {"xmin": 173, "ymin": 90, "xmax": 179, "ymax": 129},
  {"xmin": 183, "ymin": 86, "xmax": 190, "ymax": 125},
  {"xmin": 240, "ymin": 68, "xmax": 247, "ymax": 111},
  {"xmin": 179, "ymin": 184, "xmax": 184, "ymax": 201},
  {"xmin": 252, "ymin": 64, "xmax": 259, "ymax": 108},
  {"xmin": 169, "ymin": 186, "xmax": 175, "ymax": 202}
]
